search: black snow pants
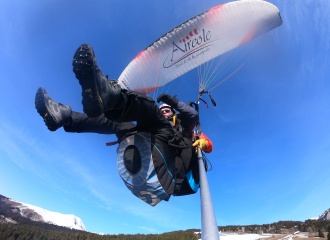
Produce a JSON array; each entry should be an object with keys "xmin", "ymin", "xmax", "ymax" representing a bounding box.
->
[{"xmin": 64, "ymin": 90, "xmax": 174, "ymax": 141}]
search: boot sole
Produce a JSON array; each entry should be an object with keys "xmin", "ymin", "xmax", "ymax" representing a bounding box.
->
[
  {"xmin": 35, "ymin": 88, "xmax": 61, "ymax": 131},
  {"xmin": 72, "ymin": 44, "xmax": 103, "ymax": 118}
]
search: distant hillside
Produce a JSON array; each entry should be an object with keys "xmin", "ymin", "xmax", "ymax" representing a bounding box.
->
[
  {"xmin": 218, "ymin": 220, "xmax": 330, "ymax": 234},
  {"xmin": 1, "ymin": 193, "xmax": 329, "ymax": 239},
  {"xmin": 0, "ymin": 204, "xmax": 199, "ymax": 240},
  {"xmin": 316, "ymin": 208, "xmax": 330, "ymax": 221},
  {"xmin": 0, "ymin": 194, "xmax": 85, "ymax": 231},
  {"xmin": 0, "ymin": 205, "xmax": 83, "ymax": 233},
  {"xmin": 1, "ymin": 203, "xmax": 330, "ymax": 240},
  {"xmin": 0, "ymin": 224, "xmax": 199, "ymax": 240}
]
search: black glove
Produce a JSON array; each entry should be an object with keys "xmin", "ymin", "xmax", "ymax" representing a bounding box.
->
[{"xmin": 157, "ymin": 93, "xmax": 179, "ymax": 108}]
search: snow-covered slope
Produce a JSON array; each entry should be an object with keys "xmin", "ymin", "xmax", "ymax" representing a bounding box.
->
[
  {"xmin": 0, "ymin": 194, "xmax": 86, "ymax": 231},
  {"xmin": 309, "ymin": 208, "xmax": 330, "ymax": 221},
  {"xmin": 0, "ymin": 215, "xmax": 17, "ymax": 224},
  {"xmin": 317, "ymin": 208, "xmax": 330, "ymax": 220}
]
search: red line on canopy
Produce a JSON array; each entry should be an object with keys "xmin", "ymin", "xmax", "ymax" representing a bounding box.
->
[
  {"xmin": 209, "ymin": 4, "xmax": 224, "ymax": 12},
  {"xmin": 135, "ymin": 86, "xmax": 161, "ymax": 94},
  {"xmin": 238, "ymin": 23, "xmax": 259, "ymax": 46},
  {"xmin": 134, "ymin": 50, "xmax": 146, "ymax": 60}
]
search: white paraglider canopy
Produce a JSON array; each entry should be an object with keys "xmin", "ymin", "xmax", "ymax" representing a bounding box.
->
[{"xmin": 118, "ymin": 0, "xmax": 282, "ymax": 94}]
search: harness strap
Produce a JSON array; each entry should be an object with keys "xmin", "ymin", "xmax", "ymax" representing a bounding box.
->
[
  {"xmin": 168, "ymin": 142, "xmax": 190, "ymax": 149},
  {"xmin": 168, "ymin": 116, "xmax": 191, "ymax": 149},
  {"xmin": 106, "ymin": 141, "xmax": 118, "ymax": 146},
  {"xmin": 173, "ymin": 176, "xmax": 185, "ymax": 195}
]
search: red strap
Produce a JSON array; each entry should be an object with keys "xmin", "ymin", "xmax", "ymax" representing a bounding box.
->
[{"xmin": 106, "ymin": 141, "xmax": 118, "ymax": 146}]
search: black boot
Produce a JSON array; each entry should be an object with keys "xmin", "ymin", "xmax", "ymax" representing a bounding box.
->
[
  {"xmin": 72, "ymin": 43, "xmax": 122, "ymax": 118},
  {"xmin": 35, "ymin": 87, "xmax": 72, "ymax": 131}
]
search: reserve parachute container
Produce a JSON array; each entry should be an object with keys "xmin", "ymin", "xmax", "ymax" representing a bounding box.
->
[
  {"xmin": 117, "ymin": 132, "xmax": 174, "ymax": 207},
  {"xmin": 117, "ymin": 132, "xmax": 199, "ymax": 206},
  {"xmin": 118, "ymin": 0, "xmax": 282, "ymax": 94}
]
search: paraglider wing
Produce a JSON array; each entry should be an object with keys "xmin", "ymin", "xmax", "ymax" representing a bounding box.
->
[{"xmin": 118, "ymin": 0, "xmax": 282, "ymax": 94}]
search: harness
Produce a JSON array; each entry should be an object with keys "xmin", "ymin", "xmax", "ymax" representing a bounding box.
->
[
  {"xmin": 111, "ymin": 113, "xmax": 199, "ymax": 199},
  {"xmin": 165, "ymin": 115, "xmax": 195, "ymax": 195},
  {"xmin": 167, "ymin": 117, "xmax": 191, "ymax": 149}
]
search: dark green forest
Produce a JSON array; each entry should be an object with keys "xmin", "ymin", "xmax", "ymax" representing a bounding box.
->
[
  {"xmin": 0, "ymin": 205, "xmax": 199, "ymax": 240},
  {"xmin": 1, "ymin": 204, "xmax": 330, "ymax": 240},
  {"xmin": 218, "ymin": 220, "xmax": 330, "ymax": 234},
  {"xmin": 0, "ymin": 224, "xmax": 199, "ymax": 240}
]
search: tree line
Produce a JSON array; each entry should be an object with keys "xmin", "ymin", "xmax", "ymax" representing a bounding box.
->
[
  {"xmin": 0, "ymin": 205, "xmax": 198, "ymax": 240},
  {"xmin": 218, "ymin": 219, "xmax": 330, "ymax": 235},
  {"xmin": 0, "ymin": 225, "xmax": 198, "ymax": 240},
  {"xmin": 2, "ymin": 203, "xmax": 330, "ymax": 239}
]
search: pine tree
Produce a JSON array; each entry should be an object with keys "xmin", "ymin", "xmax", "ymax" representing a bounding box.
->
[{"xmin": 319, "ymin": 229, "xmax": 325, "ymax": 238}]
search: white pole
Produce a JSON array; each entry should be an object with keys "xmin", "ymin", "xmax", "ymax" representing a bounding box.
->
[{"xmin": 198, "ymin": 148, "xmax": 220, "ymax": 240}]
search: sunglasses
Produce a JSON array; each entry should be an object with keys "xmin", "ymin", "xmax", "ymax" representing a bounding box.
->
[{"xmin": 161, "ymin": 109, "xmax": 172, "ymax": 114}]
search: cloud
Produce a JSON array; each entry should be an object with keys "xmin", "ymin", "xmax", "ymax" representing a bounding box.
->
[
  {"xmin": 0, "ymin": 118, "xmax": 119, "ymax": 206},
  {"xmin": 138, "ymin": 226, "xmax": 158, "ymax": 233},
  {"xmin": 313, "ymin": 0, "xmax": 330, "ymax": 51},
  {"xmin": 0, "ymin": 121, "xmax": 55, "ymax": 178}
]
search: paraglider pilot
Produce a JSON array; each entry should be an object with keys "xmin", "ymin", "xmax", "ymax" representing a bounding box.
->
[{"xmin": 35, "ymin": 43, "xmax": 212, "ymax": 206}]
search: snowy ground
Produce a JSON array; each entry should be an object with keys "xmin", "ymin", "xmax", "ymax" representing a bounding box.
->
[
  {"xmin": 219, "ymin": 234, "xmax": 275, "ymax": 240},
  {"xmin": 294, "ymin": 233, "xmax": 310, "ymax": 238},
  {"xmin": 195, "ymin": 233, "xmax": 278, "ymax": 240}
]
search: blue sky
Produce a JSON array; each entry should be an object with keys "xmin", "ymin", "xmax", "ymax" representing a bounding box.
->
[{"xmin": 1, "ymin": 0, "xmax": 329, "ymax": 235}]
